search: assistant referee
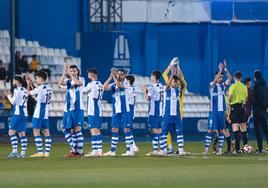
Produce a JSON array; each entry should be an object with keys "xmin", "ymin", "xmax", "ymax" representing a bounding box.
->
[{"xmin": 228, "ymin": 71, "xmax": 248, "ymax": 154}]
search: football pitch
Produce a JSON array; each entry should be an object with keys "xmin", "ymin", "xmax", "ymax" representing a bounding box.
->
[{"xmin": 0, "ymin": 142, "xmax": 268, "ymax": 188}]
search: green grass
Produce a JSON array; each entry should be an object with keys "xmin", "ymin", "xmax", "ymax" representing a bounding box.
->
[{"xmin": 0, "ymin": 142, "xmax": 268, "ymax": 188}]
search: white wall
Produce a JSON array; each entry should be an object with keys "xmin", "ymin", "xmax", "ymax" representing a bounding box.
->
[{"xmin": 122, "ymin": 0, "xmax": 211, "ymax": 23}]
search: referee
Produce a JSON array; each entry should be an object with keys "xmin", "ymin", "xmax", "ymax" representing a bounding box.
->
[{"xmin": 228, "ymin": 71, "xmax": 248, "ymax": 153}]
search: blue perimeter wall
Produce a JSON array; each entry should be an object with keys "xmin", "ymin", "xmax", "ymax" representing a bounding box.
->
[{"xmin": 1, "ymin": 0, "xmax": 268, "ymax": 95}]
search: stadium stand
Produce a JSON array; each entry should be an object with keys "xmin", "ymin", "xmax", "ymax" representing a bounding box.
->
[{"xmin": 0, "ymin": 29, "xmax": 210, "ymax": 118}]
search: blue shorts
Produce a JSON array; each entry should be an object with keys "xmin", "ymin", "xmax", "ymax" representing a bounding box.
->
[
  {"xmin": 32, "ymin": 117, "xmax": 49, "ymax": 129},
  {"xmin": 62, "ymin": 110, "xmax": 84, "ymax": 129},
  {"xmin": 148, "ymin": 116, "xmax": 163, "ymax": 129},
  {"xmin": 162, "ymin": 116, "xmax": 183, "ymax": 135},
  {"xmin": 9, "ymin": 115, "xmax": 28, "ymax": 132},
  {"xmin": 111, "ymin": 112, "xmax": 131, "ymax": 129},
  {"xmin": 88, "ymin": 115, "xmax": 102, "ymax": 129},
  {"xmin": 209, "ymin": 111, "xmax": 226, "ymax": 131}
]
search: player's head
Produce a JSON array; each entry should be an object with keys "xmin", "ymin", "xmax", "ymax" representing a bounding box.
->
[
  {"xmin": 125, "ymin": 75, "xmax": 135, "ymax": 86},
  {"xmin": 170, "ymin": 75, "xmax": 180, "ymax": 87},
  {"xmin": 117, "ymin": 69, "xmax": 126, "ymax": 81},
  {"xmin": 35, "ymin": 70, "xmax": 47, "ymax": 85},
  {"xmin": 14, "ymin": 75, "xmax": 25, "ymax": 88},
  {"xmin": 234, "ymin": 71, "xmax": 243, "ymax": 81},
  {"xmin": 254, "ymin": 70, "xmax": 262, "ymax": 81},
  {"xmin": 87, "ymin": 68, "xmax": 98, "ymax": 81},
  {"xmin": 69, "ymin": 65, "xmax": 80, "ymax": 78},
  {"xmin": 151, "ymin": 70, "xmax": 161, "ymax": 83},
  {"xmin": 244, "ymin": 77, "xmax": 252, "ymax": 88},
  {"xmin": 215, "ymin": 71, "xmax": 224, "ymax": 83}
]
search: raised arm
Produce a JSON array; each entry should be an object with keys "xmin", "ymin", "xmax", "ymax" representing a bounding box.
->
[
  {"xmin": 58, "ymin": 64, "xmax": 68, "ymax": 86},
  {"xmin": 141, "ymin": 85, "xmax": 150, "ymax": 101},
  {"xmin": 211, "ymin": 63, "xmax": 224, "ymax": 87},
  {"xmin": 223, "ymin": 59, "xmax": 232, "ymax": 85},
  {"xmin": 103, "ymin": 74, "xmax": 113, "ymax": 90}
]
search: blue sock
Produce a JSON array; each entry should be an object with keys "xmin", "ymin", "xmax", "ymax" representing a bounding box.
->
[
  {"xmin": 111, "ymin": 132, "xmax": 119, "ymax": 152},
  {"xmin": 159, "ymin": 133, "xmax": 167, "ymax": 152},
  {"xmin": 10, "ymin": 134, "xmax": 18, "ymax": 153},
  {"xmin": 125, "ymin": 131, "xmax": 133, "ymax": 152},
  {"xmin": 96, "ymin": 134, "xmax": 102, "ymax": 151},
  {"xmin": 91, "ymin": 135, "xmax": 98, "ymax": 152},
  {"xmin": 63, "ymin": 130, "xmax": 75, "ymax": 152},
  {"xmin": 152, "ymin": 133, "xmax": 158, "ymax": 152},
  {"xmin": 72, "ymin": 134, "xmax": 77, "ymax": 152},
  {"xmin": 218, "ymin": 132, "xmax": 225, "ymax": 150},
  {"xmin": 45, "ymin": 136, "xmax": 52, "ymax": 154},
  {"xmin": 204, "ymin": 132, "xmax": 212, "ymax": 150},
  {"xmin": 75, "ymin": 131, "xmax": 84, "ymax": 154},
  {"xmin": 20, "ymin": 136, "xmax": 27, "ymax": 154},
  {"xmin": 34, "ymin": 136, "xmax": 43, "ymax": 154},
  {"xmin": 176, "ymin": 130, "xmax": 184, "ymax": 151}
]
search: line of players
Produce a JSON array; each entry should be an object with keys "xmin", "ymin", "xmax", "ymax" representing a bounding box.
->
[
  {"xmin": 6, "ymin": 57, "xmax": 251, "ymax": 158},
  {"xmin": 5, "ymin": 57, "xmax": 189, "ymax": 158}
]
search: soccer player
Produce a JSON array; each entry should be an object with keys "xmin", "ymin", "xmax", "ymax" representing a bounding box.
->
[
  {"xmin": 4, "ymin": 76, "xmax": 28, "ymax": 158},
  {"xmin": 125, "ymin": 74, "xmax": 139, "ymax": 153},
  {"xmin": 83, "ymin": 68, "xmax": 104, "ymax": 157},
  {"xmin": 103, "ymin": 68, "xmax": 134, "ymax": 156},
  {"xmin": 142, "ymin": 70, "xmax": 165, "ymax": 156},
  {"xmin": 58, "ymin": 64, "xmax": 85, "ymax": 157},
  {"xmin": 203, "ymin": 61, "xmax": 232, "ymax": 155},
  {"xmin": 228, "ymin": 71, "xmax": 248, "ymax": 154},
  {"xmin": 162, "ymin": 57, "xmax": 187, "ymax": 154},
  {"xmin": 161, "ymin": 66, "xmax": 186, "ymax": 155},
  {"xmin": 26, "ymin": 71, "xmax": 53, "ymax": 158}
]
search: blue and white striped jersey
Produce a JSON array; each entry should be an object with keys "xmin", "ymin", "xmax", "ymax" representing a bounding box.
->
[
  {"xmin": 209, "ymin": 82, "xmax": 227, "ymax": 112},
  {"xmin": 64, "ymin": 77, "xmax": 85, "ymax": 112},
  {"xmin": 84, "ymin": 80, "xmax": 104, "ymax": 116},
  {"xmin": 127, "ymin": 85, "xmax": 136, "ymax": 106},
  {"xmin": 7, "ymin": 87, "xmax": 28, "ymax": 117},
  {"xmin": 148, "ymin": 82, "xmax": 164, "ymax": 117},
  {"xmin": 109, "ymin": 80, "xmax": 130, "ymax": 114},
  {"xmin": 30, "ymin": 83, "xmax": 52, "ymax": 119},
  {"xmin": 163, "ymin": 87, "xmax": 181, "ymax": 117}
]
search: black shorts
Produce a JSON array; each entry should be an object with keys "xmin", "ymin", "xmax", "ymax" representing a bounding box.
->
[{"xmin": 230, "ymin": 103, "xmax": 246, "ymax": 124}]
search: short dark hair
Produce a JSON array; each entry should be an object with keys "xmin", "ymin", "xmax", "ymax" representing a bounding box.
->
[
  {"xmin": 244, "ymin": 77, "xmax": 251, "ymax": 84},
  {"xmin": 151, "ymin": 70, "xmax": 161, "ymax": 80},
  {"xmin": 254, "ymin": 70, "xmax": 262, "ymax": 80},
  {"xmin": 117, "ymin": 69, "xmax": 126, "ymax": 74},
  {"xmin": 87, "ymin": 68, "xmax": 98, "ymax": 74},
  {"xmin": 32, "ymin": 54, "xmax": 37, "ymax": 58},
  {"xmin": 125, "ymin": 75, "xmax": 135, "ymax": 85},
  {"xmin": 69, "ymin": 65, "xmax": 80, "ymax": 76},
  {"xmin": 234, "ymin": 71, "xmax": 242, "ymax": 80},
  {"xmin": 35, "ymin": 70, "xmax": 48, "ymax": 81},
  {"xmin": 14, "ymin": 75, "xmax": 25, "ymax": 85},
  {"xmin": 172, "ymin": 75, "xmax": 179, "ymax": 81}
]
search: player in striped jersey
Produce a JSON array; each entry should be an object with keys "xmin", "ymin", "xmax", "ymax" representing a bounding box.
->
[
  {"xmin": 103, "ymin": 68, "xmax": 134, "ymax": 156},
  {"xmin": 83, "ymin": 68, "xmax": 104, "ymax": 157},
  {"xmin": 26, "ymin": 71, "xmax": 53, "ymax": 158},
  {"xmin": 142, "ymin": 70, "xmax": 165, "ymax": 156},
  {"xmin": 125, "ymin": 75, "xmax": 139, "ymax": 153},
  {"xmin": 58, "ymin": 64, "xmax": 85, "ymax": 157},
  {"xmin": 161, "ymin": 66, "xmax": 186, "ymax": 156},
  {"xmin": 4, "ymin": 76, "xmax": 28, "ymax": 158},
  {"xmin": 203, "ymin": 61, "xmax": 232, "ymax": 155}
]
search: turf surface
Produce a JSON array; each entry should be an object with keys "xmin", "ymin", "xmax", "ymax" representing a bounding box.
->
[{"xmin": 0, "ymin": 141, "xmax": 268, "ymax": 188}]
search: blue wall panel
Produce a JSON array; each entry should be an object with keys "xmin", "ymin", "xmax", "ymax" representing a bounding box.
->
[{"xmin": 0, "ymin": 0, "xmax": 10, "ymax": 29}]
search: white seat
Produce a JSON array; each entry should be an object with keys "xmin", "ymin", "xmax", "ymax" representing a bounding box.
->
[
  {"xmin": 33, "ymin": 41, "xmax": 40, "ymax": 47},
  {"xmin": 3, "ymin": 30, "xmax": 10, "ymax": 38},
  {"xmin": 60, "ymin": 49, "xmax": 67, "ymax": 56},
  {"xmin": 48, "ymin": 48, "xmax": 54, "ymax": 56},
  {"xmin": 27, "ymin": 41, "xmax": 33, "ymax": 47},
  {"xmin": 20, "ymin": 39, "xmax": 26, "ymax": 46}
]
